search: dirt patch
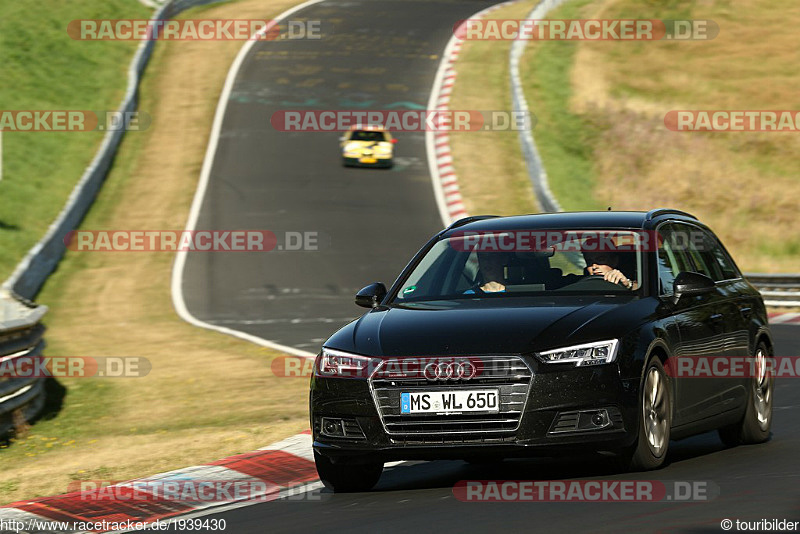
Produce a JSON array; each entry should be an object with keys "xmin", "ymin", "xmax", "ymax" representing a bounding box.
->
[{"xmin": 1, "ymin": 0, "xmax": 311, "ymax": 504}]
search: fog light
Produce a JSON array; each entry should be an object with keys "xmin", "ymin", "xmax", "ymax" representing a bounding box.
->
[
  {"xmin": 321, "ymin": 417, "xmax": 344, "ymax": 437},
  {"xmin": 591, "ymin": 412, "xmax": 607, "ymax": 427}
]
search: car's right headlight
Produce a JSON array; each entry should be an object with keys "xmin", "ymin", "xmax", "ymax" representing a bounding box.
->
[
  {"xmin": 315, "ymin": 348, "xmax": 380, "ymax": 378},
  {"xmin": 534, "ymin": 339, "xmax": 619, "ymax": 367}
]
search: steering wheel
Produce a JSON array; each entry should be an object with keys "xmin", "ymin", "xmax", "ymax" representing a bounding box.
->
[{"xmin": 558, "ymin": 274, "xmax": 623, "ymax": 291}]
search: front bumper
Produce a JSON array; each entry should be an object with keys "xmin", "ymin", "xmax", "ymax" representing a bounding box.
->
[
  {"xmin": 311, "ymin": 356, "xmax": 640, "ymax": 463},
  {"xmin": 342, "ymin": 155, "xmax": 393, "ymax": 168}
]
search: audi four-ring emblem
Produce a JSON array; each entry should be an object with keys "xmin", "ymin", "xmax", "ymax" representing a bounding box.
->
[{"xmin": 423, "ymin": 361, "xmax": 477, "ymax": 380}]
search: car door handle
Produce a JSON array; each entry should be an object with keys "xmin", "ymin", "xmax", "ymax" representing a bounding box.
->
[
  {"xmin": 739, "ymin": 306, "xmax": 752, "ymax": 319},
  {"xmin": 709, "ymin": 313, "xmax": 724, "ymax": 322}
]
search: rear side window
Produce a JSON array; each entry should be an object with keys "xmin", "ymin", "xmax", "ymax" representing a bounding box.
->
[
  {"xmin": 707, "ymin": 237, "xmax": 740, "ymax": 280},
  {"xmin": 672, "ymin": 223, "xmax": 739, "ymax": 282},
  {"xmin": 657, "ymin": 224, "xmax": 694, "ymax": 295}
]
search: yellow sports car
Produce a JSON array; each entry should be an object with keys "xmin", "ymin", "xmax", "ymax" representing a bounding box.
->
[{"xmin": 340, "ymin": 126, "xmax": 396, "ymax": 168}]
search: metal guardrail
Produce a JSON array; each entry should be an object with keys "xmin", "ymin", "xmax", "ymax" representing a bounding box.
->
[
  {"xmin": 0, "ymin": 291, "xmax": 48, "ymax": 437},
  {"xmin": 0, "ymin": 0, "xmax": 224, "ymax": 434},
  {"xmin": 2, "ymin": 0, "xmax": 224, "ymax": 300},
  {"xmin": 745, "ymin": 273, "xmax": 800, "ymax": 307},
  {"xmin": 510, "ymin": 0, "xmax": 568, "ymax": 214}
]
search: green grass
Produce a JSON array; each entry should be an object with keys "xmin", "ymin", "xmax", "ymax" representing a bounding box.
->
[
  {"xmin": 0, "ymin": 0, "xmax": 149, "ymax": 281},
  {"xmin": 519, "ymin": 0, "xmax": 604, "ymax": 211},
  {"xmin": 0, "ymin": 0, "xmax": 311, "ymax": 504}
]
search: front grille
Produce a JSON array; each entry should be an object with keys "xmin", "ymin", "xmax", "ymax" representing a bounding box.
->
[{"xmin": 369, "ymin": 356, "xmax": 532, "ymax": 442}]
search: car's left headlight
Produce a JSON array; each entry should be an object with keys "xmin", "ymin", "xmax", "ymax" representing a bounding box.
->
[{"xmin": 535, "ymin": 339, "xmax": 619, "ymax": 367}]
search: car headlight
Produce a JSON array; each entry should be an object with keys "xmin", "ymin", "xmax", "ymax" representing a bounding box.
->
[
  {"xmin": 315, "ymin": 348, "xmax": 379, "ymax": 378},
  {"xmin": 535, "ymin": 339, "xmax": 619, "ymax": 367}
]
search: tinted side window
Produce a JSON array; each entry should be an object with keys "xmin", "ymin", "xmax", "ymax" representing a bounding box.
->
[
  {"xmin": 671, "ymin": 223, "xmax": 718, "ymax": 280},
  {"xmin": 671, "ymin": 224, "xmax": 739, "ymax": 282},
  {"xmin": 657, "ymin": 224, "xmax": 694, "ymax": 295},
  {"xmin": 707, "ymin": 235, "xmax": 740, "ymax": 280}
]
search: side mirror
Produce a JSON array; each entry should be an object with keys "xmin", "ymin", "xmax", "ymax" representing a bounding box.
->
[
  {"xmin": 339, "ymin": 135, "xmax": 347, "ymax": 143},
  {"xmin": 355, "ymin": 282, "xmax": 387, "ymax": 309},
  {"xmin": 673, "ymin": 271, "xmax": 715, "ymax": 300}
]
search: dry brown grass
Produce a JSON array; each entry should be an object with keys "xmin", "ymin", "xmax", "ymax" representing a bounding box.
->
[
  {"xmin": 1, "ymin": 0, "xmax": 310, "ymax": 504},
  {"xmin": 452, "ymin": 0, "xmax": 800, "ymax": 272},
  {"xmin": 447, "ymin": 0, "xmax": 540, "ymax": 216},
  {"xmin": 570, "ymin": 0, "xmax": 800, "ymax": 272}
]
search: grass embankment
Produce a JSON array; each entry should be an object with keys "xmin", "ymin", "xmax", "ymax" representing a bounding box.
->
[
  {"xmin": 453, "ymin": 0, "xmax": 800, "ymax": 272},
  {"xmin": 1, "ymin": 0, "xmax": 309, "ymax": 504},
  {"xmin": 447, "ymin": 0, "xmax": 540, "ymax": 216},
  {"xmin": 0, "ymin": 0, "xmax": 149, "ymax": 280}
]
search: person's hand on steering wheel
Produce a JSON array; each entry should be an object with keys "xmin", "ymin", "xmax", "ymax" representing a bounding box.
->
[
  {"xmin": 587, "ymin": 264, "xmax": 634, "ymax": 289},
  {"xmin": 480, "ymin": 281, "xmax": 506, "ymax": 293}
]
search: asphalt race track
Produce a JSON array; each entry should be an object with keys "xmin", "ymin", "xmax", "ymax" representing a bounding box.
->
[
  {"xmin": 179, "ymin": 0, "xmax": 506, "ymax": 351},
  {"xmin": 206, "ymin": 325, "xmax": 800, "ymax": 532}
]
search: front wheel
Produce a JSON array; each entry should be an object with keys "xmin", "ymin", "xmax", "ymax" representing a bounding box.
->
[
  {"xmin": 314, "ymin": 451, "xmax": 383, "ymax": 492},
  {"xmin": 618, "ymin": 357, "xmax": 671, "ymax": 471},
  {"xmin": 719, "ymin": 342, "xmax": 773, "ymax": 447}
]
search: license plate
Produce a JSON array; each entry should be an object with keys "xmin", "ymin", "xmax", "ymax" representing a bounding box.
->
[
  {"xmin": 359, "ymin": 157, "xmax": 377, "ymax": 163},
  {"xmin": 400, "ymin": 390, "xmax": 499, "ymax": 414}
]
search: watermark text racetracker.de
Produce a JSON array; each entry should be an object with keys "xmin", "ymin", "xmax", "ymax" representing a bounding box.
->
[
  {"xmin": 454, "ymin": 18, "xmax": 718, "ymax": 40},
  {"xmin": 67, "ymin": 479, "xmax": 324, "ymax": 503},
  {"xmin": 271, "ymin": 110, "xmax": 534, "ymax": 132},
  {"xmin": 665, "ymin": 110, "xmax": 800, "ymax": 132},
  {"xmin": 665, "ymin": 356, "xmax": 800, "ymax": 379},
  {"xmin": 454, "ymin": 480, "xmax": 719, "ymax": 502},
  {"xmin": 68, "ymin": 19, "xmax": 324, "ymax": 41},
  {"xmin": 63, "ymin": 230, "xmax": 323, "ymax": 252},
  {"xmin": 0, "ymin": 356, "xmax": 150, "ymax": 378},
  {"xmin": 0, "ymin": 110, "xmax": 149, "ymax": 132},
  {"xmin": 274, "ymin": 354, "xmax": 529, "ymax": 379}
]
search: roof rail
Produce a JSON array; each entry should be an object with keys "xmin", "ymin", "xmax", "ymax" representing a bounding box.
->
[
  {"xmin": 645, "ymin": 208, "xmax": 697, "ymax": 221},
  {"xmin": 445, "ymin": 215, "xmax": 500, "ymax": 230}
]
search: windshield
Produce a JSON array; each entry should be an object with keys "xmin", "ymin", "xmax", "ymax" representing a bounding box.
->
[
  {"xmin": 392, "ymin": 229, "xmax": 644, "ymax": 302},
  {"xmin": 349, "ymin": 130, "xmax": 388, "ymax": 142}
]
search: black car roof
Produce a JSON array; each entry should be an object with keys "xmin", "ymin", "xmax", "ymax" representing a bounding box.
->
[{"xmin": 443, "ymin": 210, "xmax": 698, "ymax": 235}]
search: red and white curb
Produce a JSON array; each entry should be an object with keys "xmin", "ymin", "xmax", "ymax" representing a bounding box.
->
[
  {"xmin": 426, "ymin": 0, "xmax": 519, "ymax": 226},
  {"xmin": 769, "ymin": 312, "xmax": 800, "ymax": 325},
  {"xmin": 0, "ymin": 431, "xmax": 318, "ymax": 533}
]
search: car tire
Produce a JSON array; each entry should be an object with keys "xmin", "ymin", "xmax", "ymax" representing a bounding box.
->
[
  {"xmin": 618, "ymin": 357, "xmax": 671, "ymax": 471},
  {"xmin": 718, "ymin": 341, "xmax": 773, "ymax": 447},
  {"xmin": 314, "ymin": 451, "xmax": 383, "ymax": 493}
]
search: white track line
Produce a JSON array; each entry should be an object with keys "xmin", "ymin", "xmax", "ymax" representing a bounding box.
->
[
  {"xmin": 164, "ymin": 0, "xmax": 515, "ymax": 519},
  {"xmin": 170, "ymin": 0, "xmax": 328, "ymax": 360},
  {"xmin": 424, "ymin": 0, "xmax": 519, "ymax": 227}
]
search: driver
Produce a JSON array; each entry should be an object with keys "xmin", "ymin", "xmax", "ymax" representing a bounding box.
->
[
  {"xmin": 464, "ymin": 251, "xmax": 509, "ymax": 293},
  {"xmin": 583, "ymin": 249, "xmax": 637, "ymax": 290}
]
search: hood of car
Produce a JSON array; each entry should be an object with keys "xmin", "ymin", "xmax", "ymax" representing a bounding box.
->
[{"xmin": 325, "ymin": 296, "xmax": 655, "ymax": 357}]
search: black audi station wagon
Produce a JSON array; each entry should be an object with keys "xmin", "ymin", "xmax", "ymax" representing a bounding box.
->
[{"xmin": 310, "ymin": 210, "xmax": 774, "ymax": 492}]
